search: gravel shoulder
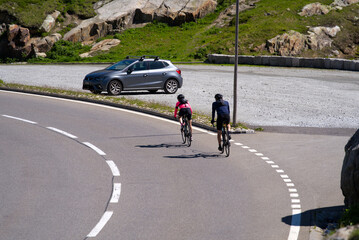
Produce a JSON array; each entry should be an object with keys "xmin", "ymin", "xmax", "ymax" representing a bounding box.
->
[{"xmin": 0, "ymin": 64, "xmax": 358, "ymax": 130}]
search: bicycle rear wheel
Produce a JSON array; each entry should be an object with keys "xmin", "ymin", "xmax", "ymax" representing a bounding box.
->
[
  {"xmin": 181, "ymin": 124, "xmax": 186, "ymax": 143},
  {"xmin": 221, "ymin": 130, "xmax": 226, "ymax": 154},
  {"xmin": 186, "ymin": 131, "xmax": 191, "ymax": 147},
  {"xmin": 224, "ymin": 128, "xmax": 230, "ymax": 157}
]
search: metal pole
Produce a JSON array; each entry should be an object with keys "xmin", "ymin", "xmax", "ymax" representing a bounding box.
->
[{"xmin": 233, "ymin": 0, "xmax": 240, "ymax": 126}]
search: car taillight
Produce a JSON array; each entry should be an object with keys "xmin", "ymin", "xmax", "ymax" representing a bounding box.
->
[{"xmin": 176, "ymin": 69, "xmax": 181, "ymax": 75}]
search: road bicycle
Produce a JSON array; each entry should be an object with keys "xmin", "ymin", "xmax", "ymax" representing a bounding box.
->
[
  {"xmin": 181, "ymin": 115, "xmax": 192, "ymax": 147},
  {"xmin": 213, "ymin": 121, "xmax": 231, "ymax": 157}
]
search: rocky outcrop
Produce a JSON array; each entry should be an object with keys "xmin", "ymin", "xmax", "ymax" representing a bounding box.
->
[
  {"xmin": 80, "ymin": 39, "xmax": 121, "ymax": 58},
  {"xmin": 64, "ymin": 0, "xmax": 217, "ymax": 43},
  {"xmin": 40, "ymin": 10, "xmax": 61, "ymax": 33},
  {"xmin": 299, "ymin": 2, "xmax": 331, "ymax": 16},
  {"xmin": 265, "ymin": 26, "xmax": 341, "ymax": 56},
  {"xmin": 341, "ymin": 129, "xmax": 359, "ymax": 207},
  {"xmin": 299, "ymin": 0, "xmax": 359, "ymax": 17}
]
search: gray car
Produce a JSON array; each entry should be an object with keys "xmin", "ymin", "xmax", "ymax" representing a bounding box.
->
[{"xmin": 82, "ymin": 56, "xmax": 183, "ymax": 95}]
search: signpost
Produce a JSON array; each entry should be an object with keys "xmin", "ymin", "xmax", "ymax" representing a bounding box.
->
[{"xmin": 233, "ymin": 0, "xmax": 240, "ymax": 125}]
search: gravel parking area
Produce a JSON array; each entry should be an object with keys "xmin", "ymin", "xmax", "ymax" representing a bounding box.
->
[{"xmin": 0, "ymin": 63, "xmax": 358, "ymax": 129}]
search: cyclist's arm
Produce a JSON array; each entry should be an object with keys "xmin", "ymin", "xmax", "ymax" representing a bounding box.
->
[
  {"xmin": 211, "ymin": 102, "xmax": 216, "ymax": 122},
  {"xmin": 174, "ymin": 102, "xmax": 179, "ymax": 118}
]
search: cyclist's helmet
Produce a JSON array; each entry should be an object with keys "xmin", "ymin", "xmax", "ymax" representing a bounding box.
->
[
  {"xmin": 215, "ymin": 93, "xmax": 223, "ymax": 101},
  {"xmin": 177, "ymin": 94, "xmax": 185, "ymax": 101}
]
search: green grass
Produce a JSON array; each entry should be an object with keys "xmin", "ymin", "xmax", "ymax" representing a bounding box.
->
[
  {"xmin": 3, "ymin": 0, "xmax": 359, "ymax": 62},
  {"xmin": 0, "ymin": 0, "xmax": 97, "ymax": 28}
]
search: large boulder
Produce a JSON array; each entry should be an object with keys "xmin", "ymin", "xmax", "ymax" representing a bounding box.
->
[
  {"xmin": 299, "ymin": 2, "xmax": 331, "ymax": 17},
  {"xmin": 64, "ymin": 0, "xmax": 217, "ymax": 42},
  {"xmin": 40, "ymin": 10, "xmax": 61, "ymax": 33},
  {"xmin": 6, "ymin": 24, "xmax": 32, "ymax": 59},
  {"xmin": 266, "ymin": 30, "xmax": 308, "ymax": 56},
  {"xmin": 307, "ymin": 26, "xmax": 341, "ymax": 51},
  {"xmin": 341, "ymin": 129, "xmax": 359, "ymax": 207}
]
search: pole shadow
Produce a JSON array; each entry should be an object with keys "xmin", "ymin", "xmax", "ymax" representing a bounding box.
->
[{"xmin": 282, "ymin": 205, "xmax": 345, "ymax": 229}]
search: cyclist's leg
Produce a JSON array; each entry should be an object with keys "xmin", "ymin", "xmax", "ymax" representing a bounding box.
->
[{"xmin": 217, "ymin": 116, "xmax": 224, "ymax": 150}]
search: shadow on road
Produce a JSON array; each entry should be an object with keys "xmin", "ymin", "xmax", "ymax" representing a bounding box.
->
[
  {"xmin": 164, "ymin": 152, "xmax": 224, "ymax": 159},
  {"xmin": 282, "ymin": 205, "xmax": 345, "ymax": 229},
  {"xmin": 100, "ymin": 91, "xmax": 167, "ymax": 96},
  {"xmin": 136, "ymin": 143, "xmax": 187, "ymax": 149}
]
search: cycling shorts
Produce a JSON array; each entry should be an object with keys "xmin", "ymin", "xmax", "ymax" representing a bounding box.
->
[
  {"xmin": 217, "ymin": 114, "xmax": 230, "ymax": 130},
  {"xmin": 179, "ymin": 108, "xmax": 192, "ymax": 120}
]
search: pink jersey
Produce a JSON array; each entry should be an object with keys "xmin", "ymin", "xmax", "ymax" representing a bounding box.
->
[{"xmin": 174, "ymin": 101, "xmax": 192, "ymax": 118}]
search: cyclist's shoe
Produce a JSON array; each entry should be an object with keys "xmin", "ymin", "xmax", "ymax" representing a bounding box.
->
[{"xmin": 218, "ymin": 146, "xmax": 223, "ymax": 151}]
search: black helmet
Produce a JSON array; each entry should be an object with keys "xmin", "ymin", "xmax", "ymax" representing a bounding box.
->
[
  {"xmin": 215, "ymin": 94, "xmax": 223, "ymax": 101},
  {"xmin": 177, "ymin": 94, "xmax": 185, "ymax": 101}
]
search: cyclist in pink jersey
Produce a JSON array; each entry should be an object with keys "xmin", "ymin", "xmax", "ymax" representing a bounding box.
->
[{"xmin": 174, "ymin": 94, "xmax": 193, "ymax": 139}]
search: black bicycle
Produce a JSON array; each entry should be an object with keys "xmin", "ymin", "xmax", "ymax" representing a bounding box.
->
[
  {"xmin": 221, "ymin": 123, "xmax": 231, "ymax": 157},
  {"xmin": 181, "ymin": 115, "xmax": 192, "ymax": 147},
  {"xmin": 213, "ymin": 121, "xmax": 231, "ymax": 157}
]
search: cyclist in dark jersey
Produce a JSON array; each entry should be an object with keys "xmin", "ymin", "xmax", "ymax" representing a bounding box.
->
[{"xmin": 211, "ymin": 94, "xmax": 231, "ymax": 151}]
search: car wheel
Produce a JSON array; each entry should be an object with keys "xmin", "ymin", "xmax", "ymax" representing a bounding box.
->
[
  {"xmin": 107, "ymin": 80, "xmax": 122, "ymax": 95},
  {"xmin": 164, "ymin": 79, "xmax": 178, "ymax": 94}
]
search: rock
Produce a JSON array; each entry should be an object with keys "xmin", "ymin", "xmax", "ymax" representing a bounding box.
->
[
  {"xmin": 299, "ymin": 2, "xmax": 331, "ymax": 17},
  {"xmin": 341, "ymin": 129, "xmax": 359, "ymax": 207},
  {"xmin": 6, "ymin": 24, "xmax": 32, "ymax": 59},
  {"xmin": 266, "ymin": 30, "xmax": 308, "ymax": 56},
  {"xmin": 64, "ymin": 0, "xmax": 217, "ymax": 42},
  {"xmin": 80, "ymin": 38, "xmax": 120, "ymax": 58},
  {"xmin": 332, "ymin": 0, "xmax": 359, "ymax": 7},
  {"xmin": 32, "ymin": 33, "xmax": 62, "ymax": 53},
  {"xmin": 307, "ymin": 26, "xmax": 340, "ymax": 50},
  {"xmin": 40, "ymin": 10, "xmax": 61, "ymax": 33}
]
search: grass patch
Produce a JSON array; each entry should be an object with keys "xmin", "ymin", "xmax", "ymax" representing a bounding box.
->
[
  {"xmin": 0, "ymin": 80, "xmax": 249, "ymax": 130},
  {"xmin": 340, "ymin": 204, "xmax": 359, "ymax": 227}
]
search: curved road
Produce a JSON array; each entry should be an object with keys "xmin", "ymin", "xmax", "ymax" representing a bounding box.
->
[{"xmin": 0, "ymin": 90, "xmax": 353, "ymax": 239}]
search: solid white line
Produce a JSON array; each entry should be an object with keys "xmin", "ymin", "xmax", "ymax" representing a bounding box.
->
[
  {"xmin": 46, "ymin": 127, "xmax": 78, "ymax": 139},
  {"xmin": 288, "ymin": 209, "xmax": 301, "ymax": 240},
  {"xmin": 207, "ymin": 132, "xmax": 217, "ymax": 136},
  {"xmin": 2, "ymin": 114, "xmax": 37, "ymax": 124},
  {"xmin": 87, "ymin": 211, "xmax": 113, "ymax": 237},
  {"xmin": 106, "ymin": 160, "xmax": 120, "ymax": 176},
  {"xmin": 110, "ymin": 183, "xmax": 121, "ymax": 203},
  {"xmin": 82, "ymin": 142, "xmax": 106, "ymax": 156}
]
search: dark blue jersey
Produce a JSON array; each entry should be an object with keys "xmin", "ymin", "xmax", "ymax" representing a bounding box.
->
[{"xmin": 212, "ymin": 100, "xmax": 230, "ymax": 120}]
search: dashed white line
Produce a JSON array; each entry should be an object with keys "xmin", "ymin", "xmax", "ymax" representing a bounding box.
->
[
  {"xmin": 87, "ymin": 211, "xmax": 113, "ymax": 238},
  {"xmin": 82, "ymin": 142, "xmax": 106, "ymax": 156},
  {"xmin": 46, "ymin": 127, "xmax": 78, "ymax": 139},
  {"xmin": 106, "ymin": 160, "xmax": 120, "ymax": 176},
  {"xmin": 249, "ymin": 149, "xmax": 257, "ymax": 152},
  {"xmin": 2, "ymin": 114, "xmax": 37, "ymax": 124},
  {"xmin": 110, "ymin": 183, "xmax": 122, "ymax": 203}
]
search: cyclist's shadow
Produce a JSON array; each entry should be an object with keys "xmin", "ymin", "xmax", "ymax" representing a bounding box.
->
[
  {"xmin": 163, "ymin": 152, "xmax": 225, "ymax": 159},
  {"xmin": 136, "ymin": 143, "xmax": 187, "ymax": 149}
]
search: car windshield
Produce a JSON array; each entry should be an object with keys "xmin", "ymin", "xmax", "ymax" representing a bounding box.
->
[{"xmin": 106, "ymin": 59, "xmax": 137, "ymax": 71}]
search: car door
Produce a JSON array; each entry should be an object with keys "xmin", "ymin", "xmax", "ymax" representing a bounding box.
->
[
  {"xmin": 121, "ymin": 61, "xmax": 149, "ymax": 90},
  {"xmin": 146, "ymin": 61, "xmax": 168, "ymax": 89}
]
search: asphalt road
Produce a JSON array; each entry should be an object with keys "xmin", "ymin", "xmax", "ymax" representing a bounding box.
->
[
  {"xmin": 0, "ymin": 64, "xmax": 358, "ymax": 129},
  {"xmin": 0, "ymin": 90, "xmax": 354, "ymax": 239}
]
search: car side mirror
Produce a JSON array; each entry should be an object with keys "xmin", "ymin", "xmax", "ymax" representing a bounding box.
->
[{"xmin": 127, "ymin": 68, "xmax": 133, "ymax": 74}]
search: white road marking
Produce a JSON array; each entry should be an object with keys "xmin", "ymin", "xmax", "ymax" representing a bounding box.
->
[
  {"xmin": 2, "ymin": 114, "xmax": 37, "ymax": 124},
  {"xmin": 106, "ymin": 160, "xmax": 120, "ymax": 176},
  {"xmin": 287, "ymin": 183, "xmax": 295, "ymax": 187},
  {"xmin": 87, "ymin": 211, "xmax": 113, "ymax": 238},
  {"xmin": 249, "ymin": 149, "xmax": 257, "ymax": 152},
  {"xmin": 255, "ymin": 153, "xmax": 264, "ymax": 156},
  {"xmin": 289, "ymin": 188, "xmax": 297, "ymax": 193},
  {"xmin": 290, "ymin": 193, "xmax": 299, "ymax": 198},
  {"xmin": 234, "ymin": 142, "xmax": 243, "ymax": 146},
  {"xmin": 266, "ymin": 161, "xmax": 275, "ymax": 164},
  {"xmin": 110, "ymin": 183, "xmax": 122, "ymax": 203},
  {"xmin": 242, "ymin": 146, "xmax": 250, "ymax": 149},
  {"xmin": 271, "ymin": 165, "xmax": 279, "ymax": 168},
  {"xmin": 292, "ymin": 199, "xmax": 300, "ymax": 203},
  {"xmin": 261, "ymin": 157, "xmax": 270, "ymax": 160},
  {"xmin": 82, "ymin": 142, "xmax": 106, "ymax": 156},
  {"xmin": 288, "ymin": 209, "xmax": 301, "ymax": 240},
  {"xmin": 276, "ymin": 169, "xmax": 284, "ymax": 173},
  {"xmin": 281, "ymin": 175, "xmax": 289, "ymax": 178},
  {"xmin": 46, "ymin": 127, "xmax": 78, "ymax": 139}
]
